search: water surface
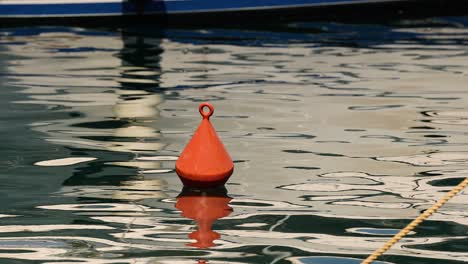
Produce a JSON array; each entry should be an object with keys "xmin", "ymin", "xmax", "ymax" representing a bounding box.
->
[{"xmin": 0, "ymin": 17, "xmax": 468, "ymax": 263}]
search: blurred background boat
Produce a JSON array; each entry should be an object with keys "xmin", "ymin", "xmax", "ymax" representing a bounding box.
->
[{"xmin": 1, "ymin": 0, "xmax": 468, "ymax": 26}]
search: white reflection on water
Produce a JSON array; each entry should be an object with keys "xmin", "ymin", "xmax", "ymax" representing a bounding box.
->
[
  {"xmin": 55, "ymin": 179, "xmax": 169, "ymax": 200},
  {"xmin": 378, "ymin": 152, "xmax": 468, "ymax": 166},
  {"xmin": 289, "ymin": 256, "xmax": 391, "ymax": 264},
  {"xmin": 136, "ymin": 156, "xmax": 179, "ymax": 161},
  {"xmin": 35, "ymin": 157, "xmax": 97, "ymax": 166},
  {"xmin": 38, "ymin": 203, "xmax": 162, "ymax": 212},
  {"xmin": 0, "ymin": 225, "xmax": 114, "ymax": 233},
  {"xmin": 0, "ymin": 215, "xmax": 17, "ymax": 218}
]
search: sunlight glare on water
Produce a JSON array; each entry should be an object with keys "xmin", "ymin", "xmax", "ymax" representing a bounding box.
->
[{"xmin": 0, "ymin": 17, "xmax": 468, "ymax": 264}]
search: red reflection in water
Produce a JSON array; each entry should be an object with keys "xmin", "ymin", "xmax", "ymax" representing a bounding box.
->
[{"xmin": 176, "ymin": 187, "xmax": 233, "ymax": 249}]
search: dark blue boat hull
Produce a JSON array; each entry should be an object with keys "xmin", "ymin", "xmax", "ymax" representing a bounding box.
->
[{"xmin": 0, "ymin": 0, "xmax": 408, "ymax": 18}]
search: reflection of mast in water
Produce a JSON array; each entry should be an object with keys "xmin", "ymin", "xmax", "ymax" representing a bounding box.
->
[
  {"xmin": 105, "ymin": 34, "xmax": 171, "ymax": 201},
  {"xmin": 176, "ymin": 187, "xmax": 233, "ymax": 249},
  {"xmin": 60, "ymin": 32, "xmax": 171, "ymax": 201},
  {"xmin": 110, "ymin": 32, "xmax": 165, "ymax": 154}
]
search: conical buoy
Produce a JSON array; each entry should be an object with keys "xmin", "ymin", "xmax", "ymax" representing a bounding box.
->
[
  {"xmin": 176, "ymin": 187, "xmax": 233, "ymax": 249},
  {"xmin": 175, "ymin": 103, "xmax": 234, "ymax": 188}
]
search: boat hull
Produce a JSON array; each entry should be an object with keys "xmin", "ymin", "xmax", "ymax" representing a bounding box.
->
[{"xmin": 0, "ymin": 0, "xmax": 409, "ymax": 18}]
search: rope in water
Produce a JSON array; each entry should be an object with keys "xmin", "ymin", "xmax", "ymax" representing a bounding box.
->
[{"xmin": 361, "ymin": 177, "xmax": 468, "ymax": 264}]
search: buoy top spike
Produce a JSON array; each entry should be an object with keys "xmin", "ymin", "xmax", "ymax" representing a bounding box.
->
[{"xmin": 199, "ymin": 102, "xmax": 214, "ymax": 119}]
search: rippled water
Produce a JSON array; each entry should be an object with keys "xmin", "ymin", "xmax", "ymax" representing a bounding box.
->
[{"xmin": 1, "ymin": 17, "xmax": 468, "ymax": 264}]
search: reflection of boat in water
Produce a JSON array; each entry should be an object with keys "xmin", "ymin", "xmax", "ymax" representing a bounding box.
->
[{"xmin": 1, "ymin": 28, "xmax": 178, "ymax": 202}]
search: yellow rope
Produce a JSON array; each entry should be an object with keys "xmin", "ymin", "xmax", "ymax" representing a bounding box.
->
[{"xmin": 361, "ymin": 177, "xmax": 468, "ymax": 264}]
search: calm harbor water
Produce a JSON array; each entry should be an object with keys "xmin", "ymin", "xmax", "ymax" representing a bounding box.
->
[{"xmin": 1, "ymin": 16, "xmax": 468, "ymax": 264}]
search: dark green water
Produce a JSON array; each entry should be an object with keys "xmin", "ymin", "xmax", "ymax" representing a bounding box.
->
[{"xmin": 0, "ymin": 17, "xmax": 467, "ymax": 264}]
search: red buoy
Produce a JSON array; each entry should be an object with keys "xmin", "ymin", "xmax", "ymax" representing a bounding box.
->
[{"xmin": 175, "ymin": 103, "xmax": 234, "ymax": 188}]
